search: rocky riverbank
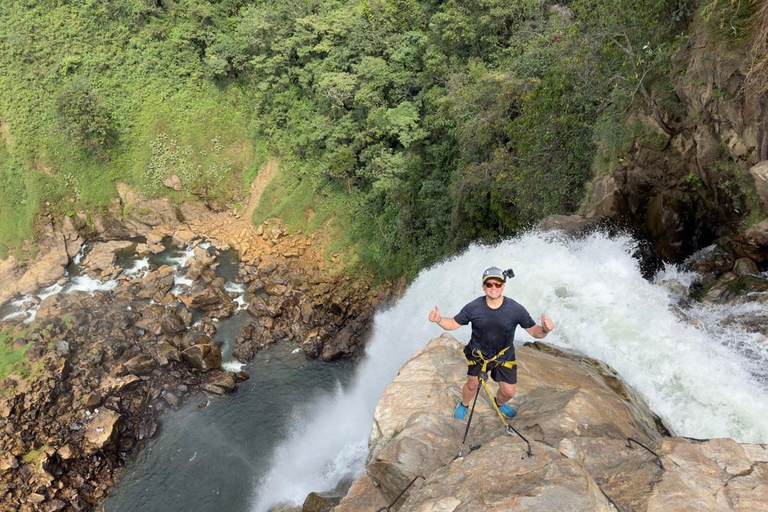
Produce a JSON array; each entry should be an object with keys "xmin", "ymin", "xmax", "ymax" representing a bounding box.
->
[{"xmin": 0, "ymin": 185, "xmax": 398, "ymax": 512}]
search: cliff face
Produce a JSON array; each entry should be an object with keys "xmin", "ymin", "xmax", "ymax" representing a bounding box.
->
[
  {"xmin": 583, "ymin": 21, "xmax": 768, "ymax": 266},
  {"xmin": 333, "ymin": 336, "xmax": 768, "ymax": 512}
]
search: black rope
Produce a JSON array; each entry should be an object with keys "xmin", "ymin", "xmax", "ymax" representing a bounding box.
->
[
  {"xmin": 373, "ymin": 475, "xmax": 425, "ymax": 512},
  {"xmin": 505, "ymin": 424, "xmax": 532, "ymax": 458},
  {"xmin": 626, "ymin": 437, "xmax": 664, "ymax": 469},
  {"xmin": 456, "ymin": 381, "xmax": 482, "ymax": 459}
]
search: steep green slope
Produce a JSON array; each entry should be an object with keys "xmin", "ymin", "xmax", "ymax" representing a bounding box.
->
[{"xmin": 0, "ymin": 0, "xmax": 711, "ymax": 277}]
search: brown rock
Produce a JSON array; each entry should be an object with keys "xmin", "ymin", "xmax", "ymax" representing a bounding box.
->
[
  {"xmin": 83, "ymin": 409, "xmax": 122, "ymax": 454},
  {"xmin": 56, "ymin": 444, "xmax": 78, "ymax": 460},
  {"xmin": 40, "ymin": 499, "xmax": 66, "ymax": 512},
  {"xmin": 121, "ymin": 355, "xmax": 155, "ymax": 375},
  {"xmin": 181, "ymin": 342, "xmax": 222, "ymax": 371},
  {"xmin": 100, "ymin": 375, "xmax": 140, "ymax": 395},
  {"xmin": 733, "ymin": 257, "xmax": 759, "ymax": 276},
  {"xmin": 302, "ymin": 492, "xmax": 340, "ymax": 512},
  {"xmin": 161, "ymin": 312, "xmax": 186, "ymax": 334},
  {"xmin": 162, "ymin": 174, "xmax": 183, "ymax": 192},
  {"xmin": 264, "ymin": 283, "xmax": 287, "ymax": 296},
  {"xmin": 0, "ymin": 453, "xmax": 19, "ymax": 472},
  {"xmin": 749, "ymin": 160, "xmax": 768, "ymax": 209}
]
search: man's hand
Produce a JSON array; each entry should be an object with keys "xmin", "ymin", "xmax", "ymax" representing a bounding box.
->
[
  {"xmin": 541, "ymin": 314, "xmax": 554, "ymax": 333},
  {"xmin": 428, "ymin": 306, "xmax": 442, "ymax": 323}
]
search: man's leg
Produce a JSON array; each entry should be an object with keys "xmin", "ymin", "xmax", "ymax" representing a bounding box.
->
[
  {"xmin": 496, "ymin": 381, "xmax": 516, "ymax": 405},
  {"xmin": 461, "ymin": 376, "xmax": 479, "ymax": 406}
]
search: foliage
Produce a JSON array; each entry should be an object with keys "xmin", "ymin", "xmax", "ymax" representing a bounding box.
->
[
  {"xmin": 0, "ymin": 329, "xmax": 29, "ymax": 384},
  {"xmin": 0, "ymin": 0, "xmax": 720, "ymax": 278}
]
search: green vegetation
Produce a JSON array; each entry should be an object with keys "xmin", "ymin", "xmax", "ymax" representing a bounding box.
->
[
  {"xmin": 0, "ymin": 328, "xmax": 29, "ymax": 384},
  {"xmin": 2, "ymin": 0, "xmax": 752, "ymax": 277},
  {"xmin": 22, "ymin": 445, "xmax": 47, "ymax": 464}
]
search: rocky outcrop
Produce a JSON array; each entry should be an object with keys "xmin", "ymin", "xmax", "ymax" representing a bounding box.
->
[
  {"xmin": 565, "ymin": 16, "xmax": 768, "ymax": 268},
  {"xmin": 332, "ymin": 336, "xmax": 768, "ymax": 512}
]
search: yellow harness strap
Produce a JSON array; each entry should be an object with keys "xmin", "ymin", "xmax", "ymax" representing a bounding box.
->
[
  {"xmin": 466, "ymin": 347, "xmax": 517, "ymax": 372},
  {"xmin": 466, "ymin": 347, "xmax": 517, "ymax": 427}
]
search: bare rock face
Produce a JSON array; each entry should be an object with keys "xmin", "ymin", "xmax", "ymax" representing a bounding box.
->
[
  {"xmin": 334, "ymin": 336, "xmax": 768, "ymax": 512},
  {"xmin": 15, "ymin": 230, "xmax": 70, "ymax": 297},
  {"xmin": 400, "ymin": 438, "xmax": 615, "ymax": 512},
  {"xmin": 749, "ymin": 160, "xmax": 768, "ymax": 210}
]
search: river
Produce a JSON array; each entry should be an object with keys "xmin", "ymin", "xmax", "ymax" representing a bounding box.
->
[{"xmin": 5, "ymin": 231, "xmax": 767, "ymax": 512}]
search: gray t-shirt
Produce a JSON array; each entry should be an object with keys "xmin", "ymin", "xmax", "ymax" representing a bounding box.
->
[{"xmin": 454, "ymin": 296, "xmax": 535, "ymax": 361}]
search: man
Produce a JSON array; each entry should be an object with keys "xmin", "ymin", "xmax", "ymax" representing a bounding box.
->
[{"xmin": 428, "ymin": 267, "xmax": 555, "ymax": 420}]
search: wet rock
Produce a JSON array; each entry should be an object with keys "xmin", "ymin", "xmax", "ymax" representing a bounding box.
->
[
  {"xmin": 733, "ymin": 257, "xmax": 759, "ymax": 276},
  {"xmin": 172, "ymin": 228, "xmax": 196, "ymax": 247},
  {"xmin": 201, "ymin": 372, "xmax": 237, "ymax": 395},
  {"xmin": 538, "ymin": 214, "xmax": 602, "ymax": 236},
  {"xmin": 137, "ymin": 266, "xmax": 175, "ymax": 300},
  {"xmin": 163, "ymin": 391, "xmax": 180, "ymax": 407},
  {"xmin": 247, "ymin": 296, "xmax": 269, "ymax": 317},
  {"xmin": 302, "ymin": 491, "xmax": 340, "ymax": 512},
  {"xmin": 83, "ymin": 241, "xmax": 133, "ymax": 276},
  {"xmin": 146, "ymin": 231, "xmax": 165, "ymax": 254},
  {"xmin": 181, "ymin": 339, "xmax": 222, "ymax": 371}
]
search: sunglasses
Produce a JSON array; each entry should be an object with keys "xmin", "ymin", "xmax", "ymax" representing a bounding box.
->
[{"xmin": 484, "ymin": 281, "xmax": 504, "ymax": 288}]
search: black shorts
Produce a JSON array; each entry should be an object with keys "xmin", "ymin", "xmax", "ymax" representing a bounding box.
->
[{"xmin": 464, "ymin": 344, "xmax": 517, "ymax": 384}]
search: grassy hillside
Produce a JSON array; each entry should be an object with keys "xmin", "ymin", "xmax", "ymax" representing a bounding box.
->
[{"xmin": 5, "ymin": 0, "xmax": 754, "ymax": 278}]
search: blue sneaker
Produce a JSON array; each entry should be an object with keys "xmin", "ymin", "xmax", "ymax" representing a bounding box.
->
[
  {"xmin": 496, "ymin": 399, "xmax": 516, "ymax": 418},
  {"xmin": 454, "ymin": 402, "xmax": 468, "ymax": 420}
]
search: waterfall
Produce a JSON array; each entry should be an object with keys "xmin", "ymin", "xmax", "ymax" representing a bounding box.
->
[{"xmin": 251, "ymin": 230, "xmax": 768, "ymax": 511}]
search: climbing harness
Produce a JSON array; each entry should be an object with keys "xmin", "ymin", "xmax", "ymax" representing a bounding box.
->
[
  {"xmin": 368, "ymin": 346, "xmax": 534, "ymax": 511},
  {"xmin": 458, "ymin": 348, "xmax": 533, "ymax": 459}
]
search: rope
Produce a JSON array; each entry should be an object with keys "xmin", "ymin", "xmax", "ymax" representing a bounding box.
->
[
  {"xmin": 373, "ymin": 475, "xmax": 425, "ymax": 512},
  {"xmin": 626, "ymin": 437, "xmax": 664, "ymax": 469}
]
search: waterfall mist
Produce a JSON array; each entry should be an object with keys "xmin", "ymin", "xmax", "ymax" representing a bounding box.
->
[{"xmin": 251, "ymin": 231, "xmax": 768, "ymax": 511}]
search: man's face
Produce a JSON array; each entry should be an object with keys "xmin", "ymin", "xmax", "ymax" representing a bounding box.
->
[{"xmin": 483, "ymin": 279, "xmax": 505, "ymax": 298}]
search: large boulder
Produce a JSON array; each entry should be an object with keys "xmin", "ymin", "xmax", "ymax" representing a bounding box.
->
[
  {"xmin": 335, "ymin": 336, "xmax": 768, "ymax": 512},
  {"xmin": 181, "ymin": 336, "xmax": 222, "ymax": 371},
  {"xmin": 179, "ymin": 286, "xmax": 235, "ymax": 318},
  {"xmin": 83, "ymin": 409, "xmax": 122, "ymax": 455},
  {"xmin": 82, "ymin": 240, "xmax": 133, "ymax": 277}
]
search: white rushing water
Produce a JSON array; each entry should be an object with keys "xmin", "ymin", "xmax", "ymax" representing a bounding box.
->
[{"xmin": 251, "ymin": 230, "xmax": 768, "ymax": 511}]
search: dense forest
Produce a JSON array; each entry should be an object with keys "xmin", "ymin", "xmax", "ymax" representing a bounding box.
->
[{"xmin": 1, "ymin": 0, "xmax": 763, "ymax": 277}]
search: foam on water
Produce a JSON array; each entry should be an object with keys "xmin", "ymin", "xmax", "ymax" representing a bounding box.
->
[
  {"xmin": 251, "ymin": 230, "xmax": 768, "ymax": 511},
  {"xmin": 125, "ymin": 257, "xmax": 150, "ymax": 277},
  {"xmin": 224, "ymin": 282, "xmax": 248, "ymax": 310},
  {"xmin": 222, "ymin": 360, "xmax": 245, "ymax": 372}
]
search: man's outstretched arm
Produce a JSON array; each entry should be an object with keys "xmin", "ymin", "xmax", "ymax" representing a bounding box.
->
[
  {"xmin": 428, "ymin": 305, "xmax": 461, "ymax": 331},
  {"xmin": 525, "ymin": 313, "xmax": 555, "ymax": 339}
]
